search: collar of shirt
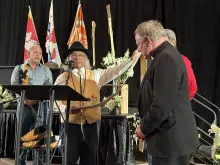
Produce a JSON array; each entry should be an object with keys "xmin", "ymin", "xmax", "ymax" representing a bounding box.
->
[
  {"xmin": 25, "ymin": 59, "xmax": 42, "ymax": 69},
  {"xmin": 151, "ymin": 41, "xmax": 169, "ymax": 59},
  {"xmin": 72, "ymin": 67, "xmax": 85, "ymax": 77}
]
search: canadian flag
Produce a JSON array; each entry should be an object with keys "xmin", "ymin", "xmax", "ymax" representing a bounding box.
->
[
  {"xmin": 45, "ymin": 0, "xmax": 61, "ymax": 66},
  {"xmin": 67, "ymin": 1, "xmax": 88, "ymax": 48},
  {"xmin": 24, "ymin": 6, "xmax": 39, "ymax": 62}
]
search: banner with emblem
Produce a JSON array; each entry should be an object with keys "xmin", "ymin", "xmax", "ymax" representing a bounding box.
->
[
  {"xmin": 67, "ymin": 1, "xmax": 88, "ymax": 48},
  {"xmin": 45, "ymin": 0, "xmax": 61, "ymax": 66},
  {"xmin": 24, "ymin": 6, "xmax": 39, "ymax": 62}
]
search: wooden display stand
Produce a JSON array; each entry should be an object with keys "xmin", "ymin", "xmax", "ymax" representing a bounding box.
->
[
  {"xmin": 140, "ymin": 56, "xmax": 148, "ymax": 82},
  {"xmin": 121, "ymin": 84, "xmax": 128, "ymax": 114},
  {"xmin": 104, "ymin": 84, "xmax": 129, "ymax": 114}
]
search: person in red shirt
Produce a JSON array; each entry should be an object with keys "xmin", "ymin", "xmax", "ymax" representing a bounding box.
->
[{"xmin": 165, "ymin": 29, "xmax": 198, "ymax": 100}]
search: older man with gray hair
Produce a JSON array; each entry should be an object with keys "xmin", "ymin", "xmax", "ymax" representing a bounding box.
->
[
  {"xmin": 165, "ymin": 29, "xmax": 198, "ymax": 100},
  {"xmin": 135, "ymin": 20, "xmax": 199, "ymax": 165}
]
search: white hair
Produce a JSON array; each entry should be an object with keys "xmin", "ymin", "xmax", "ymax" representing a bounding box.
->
[{"xmin": 165, "ymin": 29, "xmax": 177, "ymax": 43}]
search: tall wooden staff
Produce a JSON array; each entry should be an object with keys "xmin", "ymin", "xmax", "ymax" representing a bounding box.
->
[
  {"xmin": 106, "ymin": 4, "xmax": 116, "ymax": 92},
  {"xmin": 106, "ymin": 4, "xmax": 115, "ymax": 63},
  {"xmin": 91, "ymin": 21, "xmax": 96, "ymax": 67}
]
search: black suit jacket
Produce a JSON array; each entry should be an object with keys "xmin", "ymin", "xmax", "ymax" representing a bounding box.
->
[{"xmin": 138, "ymin": 41, "xmax": 199, "ymax": 158}]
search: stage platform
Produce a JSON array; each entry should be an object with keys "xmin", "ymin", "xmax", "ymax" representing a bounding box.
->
[{"xmin": 0, "ymin": 158, "xmax": 148, "ymax": 165}]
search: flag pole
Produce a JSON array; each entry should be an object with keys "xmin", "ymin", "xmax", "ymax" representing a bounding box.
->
[
  {"xmin": 28, "ymin": 6, "xmax": 39, "ymax": 41},
  {"xmin": 76, "ymin": 0, "xmax": 81, "ymax": 41}
]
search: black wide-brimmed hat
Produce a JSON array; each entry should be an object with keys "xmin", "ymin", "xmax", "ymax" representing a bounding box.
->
[{"xmin": 63, "ymin": 41, "xmax": 91, "ymax": 59}]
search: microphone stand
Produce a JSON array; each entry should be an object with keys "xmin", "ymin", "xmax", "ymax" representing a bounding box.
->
[
  {"xmin": 64, "ymin": 67, "xmax": 72, "ymax": 165},
  {"xmin": 45, "ymin": 60, "xmax": 72, "ymax": 165},
  {"xmin": 45, "ymin": 67, "xmax": 73, "ymax": 165},
  {"xmin": 15, "ymin": 89, "xmax": 26, "ymax": 165}
]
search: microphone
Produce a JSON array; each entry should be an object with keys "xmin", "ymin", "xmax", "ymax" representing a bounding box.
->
[
  {"xmin": 60, "ymin": 60, "xmax": 74, "ymax": 74},
  {"xmin": 64, "ymin": 60, "xmax": 74, "ymax": 65},
  {"xmin": 63, "ymin": 60, "xmax": 74, "ymax": 85},
  {"xmin": 64, "ymin": 60, "xmax": 74, "ymax": 71}
]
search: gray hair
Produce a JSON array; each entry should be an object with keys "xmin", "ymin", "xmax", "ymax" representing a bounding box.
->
[
  {"xmin": 84, "ymin": 55, "xmax": 91, "ymax": 69},
  {"xmin": 28, "ymin": 42, "xmax": 41, "ymax": 53},
  {"xmin": 165, "ymin": 29, "xmax": 177, "ymax": 43},
  {"xmin": 135, "ymin": 20, "xmax": 166, "ymax": 41}
]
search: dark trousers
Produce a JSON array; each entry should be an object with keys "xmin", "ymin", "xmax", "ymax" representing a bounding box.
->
[
  {"xmin": 17, "ymin": 102, "xmax": 48, "ymax": 165},
  {"xmin": 152, "ymin": 154, "xmax": 190, "ymax": 165},
  {"xmin": 65, "ymin": 122, "xmax": 98, "ymax": 165}
]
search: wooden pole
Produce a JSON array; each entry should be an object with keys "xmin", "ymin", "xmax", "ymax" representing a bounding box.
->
[{"xmin": 91, "ymin": 21, "xmax": 96, "ymax": 66}]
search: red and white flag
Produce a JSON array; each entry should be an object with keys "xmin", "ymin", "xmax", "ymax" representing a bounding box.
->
[
  {"xmin": 45, "ymin": 0, "xmax": 61, "ymax": 66},
  {"xmin": 24, "ymin": 6, "xmax": 39, "ymax": 62},
  {"xmin": 67, "ymin": 1, "xmax": 88, "ymax": 48}
]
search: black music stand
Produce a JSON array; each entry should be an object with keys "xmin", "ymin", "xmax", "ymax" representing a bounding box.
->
[{"xmin": 2, "ymin": 85, "xmax": 88, "ymax": 165}]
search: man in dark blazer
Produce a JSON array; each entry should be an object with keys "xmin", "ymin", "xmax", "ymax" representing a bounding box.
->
[{"xmin": 135, "ymin": 20, "xmax": 199, "ymax": 165}]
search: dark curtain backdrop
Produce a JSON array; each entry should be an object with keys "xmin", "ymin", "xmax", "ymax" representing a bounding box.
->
[{"xmin": 1, "ymin": 0, "xmax": 220, "ymax": 125}]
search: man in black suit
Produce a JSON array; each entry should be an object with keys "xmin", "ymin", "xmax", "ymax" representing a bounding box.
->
[{"xmin": 135, "ymin": 20, "xmax": 199, "ymax": 165}]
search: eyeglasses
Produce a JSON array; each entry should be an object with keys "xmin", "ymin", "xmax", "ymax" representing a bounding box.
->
[{"xmin": 69, "ymin": 53, "xmax": 86, "ymax": 60}]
